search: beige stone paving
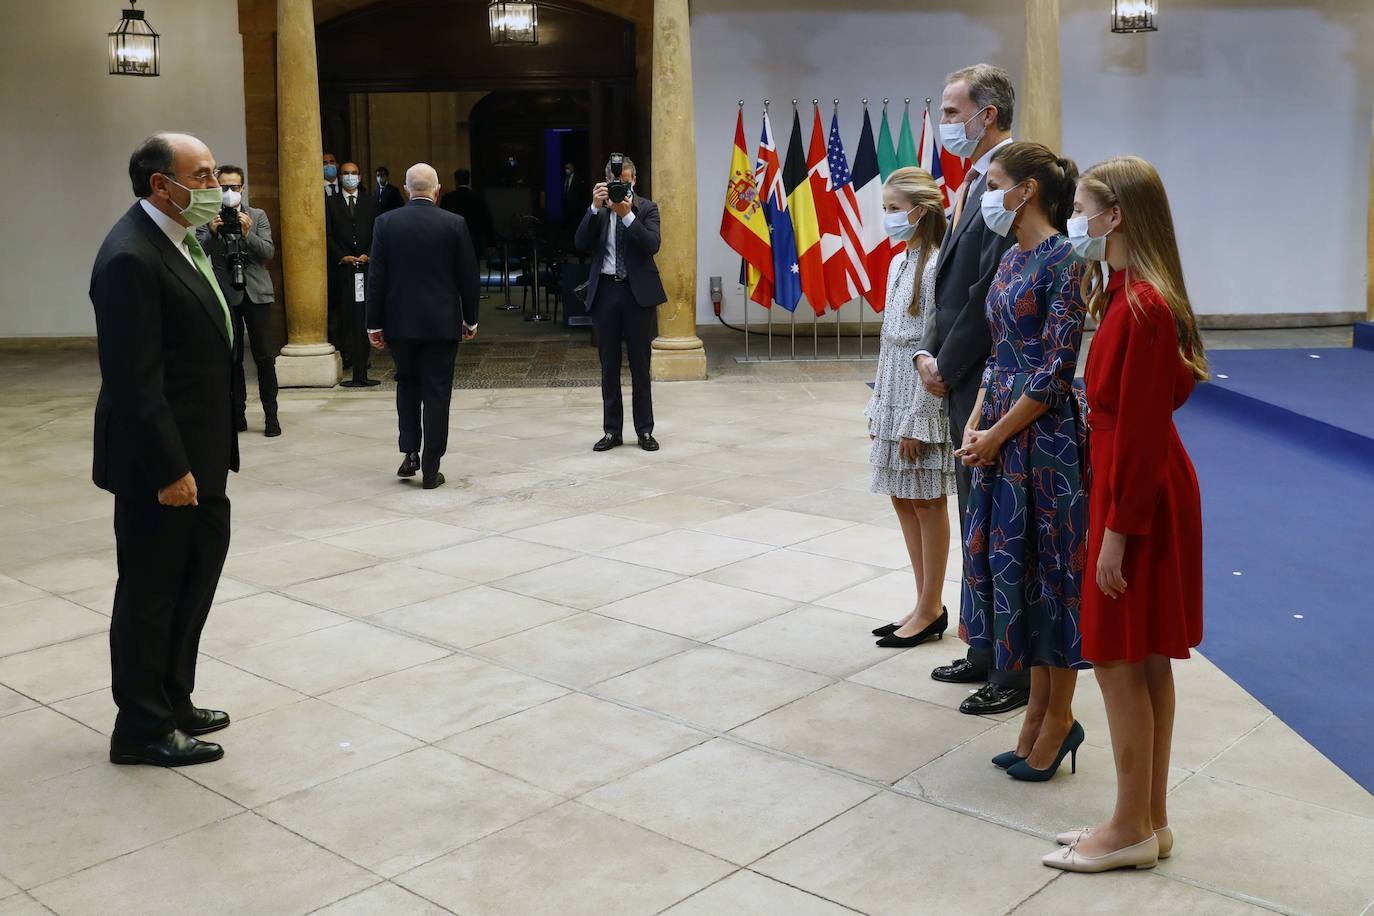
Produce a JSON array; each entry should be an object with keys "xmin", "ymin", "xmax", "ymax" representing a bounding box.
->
[{"xmin": 0, "ymin": 350, "xmax": 1370, "ymax": 915}]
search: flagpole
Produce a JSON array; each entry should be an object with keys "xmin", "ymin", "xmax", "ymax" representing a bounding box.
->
[
  {"xmin": 792, "ymin": 99, "xmax": 798, "ymax": 361},
  {"xmin": 739, "ymin": 99, "xmax": 749, "ymax": 363},
  {"xmin": 860, "ymin": 98, "xmax": 870, "ymax": 362},
  {"xmin": 833, "ymin": 98, "xmax": 843, "ymax": 362},
  {"xmin": 765, "ymin": 99, "xmax": 773, "ymax": 361}
]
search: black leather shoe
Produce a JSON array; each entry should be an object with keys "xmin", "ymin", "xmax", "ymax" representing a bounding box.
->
[
  {"xmin": 593, "ymin": 434, "xmax": 623, "ymax": 452},
  {"xmin": 638, "ymin": 434, "xmax": 660, "ymax": 452},
  {"xmin": 234, "ymin": 416, "xmax": 249, "ymax": 433},
  {"xmin": 422, "ymin": 471, "xmax": 446, "ymax": 490},
  {"xmin": 931, "ymin": 657, "xmax": 987, "ymax": 684},
  {"xmin": 960, "ymin": 683, "xmax": 1031, "ymax": 716},
  {"xmin": 264, "ymin": 416, "xmax": 282, "ymax": 438},
  {"xmin": 110, "ymin": 729, "xmax": 224, "ymax": 767},
  {"xmin": 397, "ymin": 452, "xmax": 420, "ymax": 477},
  {"xmin": 176, "ymin": 708, "xmax": 230, "ymax": 736}
]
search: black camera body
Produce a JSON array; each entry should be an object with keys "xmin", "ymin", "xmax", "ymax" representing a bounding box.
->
[
  {"xmin": 217, "ymin": 205, "xmax": 247, "ymax": 291},
  {"xmin": 606, "ymin": 153, "xmax": 631, "ymax": 204}
]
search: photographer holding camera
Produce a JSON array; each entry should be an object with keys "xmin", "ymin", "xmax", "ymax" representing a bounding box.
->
[
  {"xmin": 574, "ymin": 154, "xmax": 667, "ymax": 453},
  {"xmin": 196, "ymin": 164, "xmax": 280, "ymax": 437}
]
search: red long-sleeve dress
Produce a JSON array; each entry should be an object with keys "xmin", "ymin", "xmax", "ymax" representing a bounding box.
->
[{"xmin": 1081, "ymin": 271, "xmax": 1203, "ymax": 663}]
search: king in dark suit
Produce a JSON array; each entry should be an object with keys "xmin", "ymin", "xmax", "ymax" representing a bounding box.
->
[
  {"xmin": 574, "ymin": 155, "xmax": 666, "ymax": 452},
  {"xmin": 90, "ymin": 132, "xmax": 237, "ymax": 768},
  {"xmin": 366, "ymin": 163, "xmax": 481, "ymax": 489}
]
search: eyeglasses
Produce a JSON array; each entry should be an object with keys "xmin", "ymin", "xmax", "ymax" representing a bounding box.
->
[
  {"xmin": 159, "ymin": 170, "xmax": 215, "ymax": 184},
  {"xmin": 219, "ymin": 184, "xmax": 243, "ymax": 192}
]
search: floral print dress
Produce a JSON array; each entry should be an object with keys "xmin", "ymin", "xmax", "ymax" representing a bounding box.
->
[{"xmin": 959, "ymin": 234, "xmax": 1091, "ymax": 671}]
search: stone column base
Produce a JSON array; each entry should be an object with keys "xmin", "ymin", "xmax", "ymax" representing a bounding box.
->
[
  {"xmin": 276, "ymin": 343, "xmax": 341, "ymax": 388},
  {"xmin": 650, "ymin": 336, "xmax": 707, "ymax": 381}
]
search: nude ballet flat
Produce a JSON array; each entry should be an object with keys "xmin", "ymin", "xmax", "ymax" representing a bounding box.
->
[
  {"xmin": 1042, "ymin": 833, "xmax": 1159, "ymax": 873},
  {"xmin": 1055, "ymin": 825, "xmax": 1173, "ymax": 858}
]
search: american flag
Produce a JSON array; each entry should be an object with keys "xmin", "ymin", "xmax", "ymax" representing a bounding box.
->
[{"xmin": 825, "ymin": 110, "xmax": 871, "ymax": 305}]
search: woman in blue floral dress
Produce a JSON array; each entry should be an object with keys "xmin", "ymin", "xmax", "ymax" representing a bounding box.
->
[{"xmin": 956, "ymin": 142, "xmax": 1091, "ymax": 782}]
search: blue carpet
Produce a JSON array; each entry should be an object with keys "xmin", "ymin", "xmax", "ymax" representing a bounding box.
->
[{"xmin": 1175, "ymin": 347, "xmax": 1374, "ymax": 794}]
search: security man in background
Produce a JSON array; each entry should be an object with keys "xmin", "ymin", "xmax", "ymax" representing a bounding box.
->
[{"xmin": 327, "ymin": 161, "xmax": 380, "ymax": 387}]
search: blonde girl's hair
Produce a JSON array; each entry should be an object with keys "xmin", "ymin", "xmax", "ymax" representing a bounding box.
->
[
  {"xmin": 883, "ymin": 166, "xmax": 947, "ymax": 316},
  {"xmin": 1080, "ymin": 156, "xmax": 1209, "ymax": 382}
]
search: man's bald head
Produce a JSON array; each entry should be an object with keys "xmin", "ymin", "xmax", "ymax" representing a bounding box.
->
[{"xmin": 405, "ymin": 163, "xmax": 440, "ymax": 200}]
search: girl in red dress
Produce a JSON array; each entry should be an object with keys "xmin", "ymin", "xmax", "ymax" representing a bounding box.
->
[{"xmin": 1043, "ymin": 156, "xmax": 1209, "ymax": 874}]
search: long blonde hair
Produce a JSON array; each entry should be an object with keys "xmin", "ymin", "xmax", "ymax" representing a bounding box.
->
[
  {"xmin": 1080, "ymin": 156, "xmax": 1209, "ymax": 381},
  {"xmin": 884, "ymin": 167, "xmax": 946, "ymax": 316}
]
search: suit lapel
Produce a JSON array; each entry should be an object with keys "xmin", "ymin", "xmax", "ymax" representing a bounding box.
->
[
  {"xmin": 131, "ymin": 206, "xmax": 232, "ymax": 348},
  {"xmin": 935, "ymin": 173, "xmax": 987, "ymax": 277}
]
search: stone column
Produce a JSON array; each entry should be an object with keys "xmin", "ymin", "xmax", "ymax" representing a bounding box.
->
[
  {"xmin": 1022, "ymin": 0, "xmax": 1062, "ymax": 151},
  {"xmin": 273, "ymin": 0, "xmax": 340, "ymax": 387},
  {"xmin": 649, "ymin": 0, "xmax": 707, "ymax": 381}
]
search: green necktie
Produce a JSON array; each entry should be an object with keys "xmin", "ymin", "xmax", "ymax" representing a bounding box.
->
[{"xmin": 184, "ymin": 231, "xmax": 234, "ymax": 346}]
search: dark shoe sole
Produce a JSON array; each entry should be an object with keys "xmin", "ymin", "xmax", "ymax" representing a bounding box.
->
[
  {"xmin": 110, "ymin": 747, "xmax": 224, "ymax": 767},
  {"xmin": 340, "ymin": 380, "xmax": 382, "ymax": 388},
  {"xmin": 960, "ymin": 696, "xmax": 1031, "ymax": 716},
  {"xmin": 397, "ymin": 466, "xmax": 418, "ymax": 478}
]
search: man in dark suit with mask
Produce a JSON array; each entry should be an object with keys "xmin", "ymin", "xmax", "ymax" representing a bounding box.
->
[
  {"xmin": 374, "ymin": 165, "xmax": 404, "ymax": 214},
  {"xmin": 916, "ymin": 63, "xmax": 1027, "ymax": 715},
  {"xmin": 89, "ymin": 132, "xmax": 238, "ymax": 767},
  {"xmin": 574, "ymin": 155, "xmax": 666, "ymax": 453},
  {"xmin": 327, "ymin": 161, "xmax": 380, "ymax": 386}
]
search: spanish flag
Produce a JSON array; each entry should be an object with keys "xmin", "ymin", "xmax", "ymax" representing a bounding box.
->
[
  {"xmin": 720, "ymin": 109, "xmax": 773, "ymax": 297},
  {"xmin": 783, "ymin": 108, "xmax": 827, "ymax": 316}
]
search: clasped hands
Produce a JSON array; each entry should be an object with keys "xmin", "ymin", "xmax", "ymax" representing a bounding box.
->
[
  {"xmin": 956, "ymin": 424, "xmax": 1003, "ymax": 468},
  {"xmin": 340, "ymin": 254, "xmax": 370, "ymax": 267},
  {"xmin": 591, "ymin": 182, "xmax": 633, "ymax": 218}
]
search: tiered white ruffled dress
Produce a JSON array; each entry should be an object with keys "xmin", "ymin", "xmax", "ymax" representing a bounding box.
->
[{"xmin": 864, "ymin": 247, "xmax": 956, "ymax": 499}]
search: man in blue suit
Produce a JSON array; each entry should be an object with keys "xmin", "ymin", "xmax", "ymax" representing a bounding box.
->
[{"xmin": 366, "ymin": 163, "xmax": 481, "ymax": 489}]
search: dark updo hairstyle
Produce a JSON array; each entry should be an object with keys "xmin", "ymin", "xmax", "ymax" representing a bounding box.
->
[{"xmin": 989, "ymin": 141, "xmax": 1078, "ymax": 233}]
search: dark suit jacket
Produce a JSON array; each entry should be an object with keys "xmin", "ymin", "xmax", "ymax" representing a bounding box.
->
[
  {"xmin": 920, "ymin": 172, "xmax": 1015, "ymax": 396},
  {"xmin": 559, "ymin": 173, "xmax": 587, "ymax": 220},
  {"xmin": 574, "ymin": 198, "xmax": 667, "ymax": 310},
  {"xmin": 438, "ymin": 186, "xmax": 493, "ymax": 254},
  {"xmin": 326, "ymin": 189, "xmax": 378, "ymax": 266},
  {"xmin": 375, "ymin": 182, "xmax": 404, "ymax": 214},
  {"xmin": 196, "ymin": 205, "xmax": 275, "ymax": 305},
  {"xmin": 90, "ymin": 203, "xmax": 239, "ymax": 498},
  {"xmin": 366, "ymin": 198, "xmax": 480, "ymax": 340}
]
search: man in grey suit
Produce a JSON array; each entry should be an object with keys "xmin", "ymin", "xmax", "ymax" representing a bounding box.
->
[
  {"xmin": 198, "ymin": 164, "xmax": 280, "ymax": 437},
  {"xmin": 915, "ymin": 64, "xmax": 1028, "ymax": 714}
]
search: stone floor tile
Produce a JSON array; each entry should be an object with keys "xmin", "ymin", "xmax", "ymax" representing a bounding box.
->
[
  {"xmin": 432, "ymin": 499, "xmax": 574, "ymax": 534},
  {"xmin": 1010, "ymin": 871, "xmax": 1273, "ymax": 915},
  {"xmin": 769, "ymin": 487, "xmax": 892, "ymax": 524},
  {"xmin": 260, "ymin": 747, "xmax": 559, "ymax": 877},
  {"xmin": 507, "ymin": 512, "xmax": 668, "ymax": 552},
  {"xmin": 582, "ymin": 739, "xmax": 875, "ymax": 865},
  {"xmin": 844, "ymin": 634, "xmax": 1013, "ymax": 717},
  {"xmin": 7, "ymin": 549, "xmax": 117, "ymax": 596},
  {"xmin": 405, "ymin": 535, "xmax": 574, "ymax": 583},
  {"xmin": 601, "ymin": 462, "xmax": 723, "ymax": 493},
  {"xmin": 754, "ymin": 793, "xmax": 1055, "ymax": 916},
  {"xmin": 0, "ymin": 707, "xmax": 104, "ymax": 786},
  {"xmin": 732, "ymin": 681, "xmax": 992, "ymax": 783},
  {"xmin": 310, "ymin": 883, "xmax": 452, "ymax": 916},
  {"xmin": 477, "ymin": 613, "xmax": 694, "ymax": 688},
  {"xmin": 0, "ymin": 575, "xmax": 44, "ymax": 608},
  {"xmin": 322, "ymin": 654, "xmax": 566, "ymax": 741},
  {"xmin": 31, "ymin": 813, "xmax": 375, "ymax": 916},
  {"xmin": 712, "ymin": 605, "xmax": 893, "ymax": 678},
  {"xmin": 597, "ymin": 646, "xmax": 829, "ymax": 732},
  {"xmin": 662, "ymin": 870, "xmax": 856, "ymax": 915},
  {"xmin": 791, "ymin": 523, "xmax": 920, "ymax": 569},
  {"xmin": 814, "ymin": 568, "xmax": 927, "ymax": 618},
  {"xmin": 594, "ymin": 577, "xmax": 795, "ymax": 642},
  {"xmin": 374, "ymin": 585, "xmax": 574, "ymax": 648},
  {"xmin": 255, "ymin": 500, "xmax": 410, "ymax": 540},
  {"xmin": 395, "ymin": 802, "xmax": 733, "ymax": 916},
  {"xmin": 702, "ymin": 549, "xmax": 886, "ymax": 603},
  {"xmin": 0, "ymin": 894, "xmax": 54, "ymax": 916},
  {"xmin": 223, "ymin": 541, "xmax": 378, "ymax": 589},
  {"xmin": 0, "ymin": 595, "xmax": 107, "ymax": 658},
  {"xmin": 0, "ymin": 763, "xmax": 240, "ymax": 889},
  {"xmin": 600, "ymin": 529, "xmax": 772, "ymax": 576},
  {"xmin": 284, "ymin": 562, "xmax": 470, "ymax": 617},
  {"xmin": 0, "ymin": 684, "xmax": 36, "ymax": 719},
  {"xmin": 442, "ymin": 693, "xmax": 706, "ymax": 797},
  {"xmin": 607, "ymin": 493, "xmax": 746, "ymax": 527},
  {"xmin": 0, "ymin": 633, "xmax": 108, "ymax": 704},
  {"xmin": 491, "ymin": 555, "xmax": 680, "ymax": 610},
  {"xmin": 322, "ymin": 517, "xmax": 484, "ymax": 560},
  {"xmin": 210, "ymin": 575, "xmax": 263, "ymax": 605},
  {"xmin": 182, "ymin": 698, "xmax": 420, "ymax": 808},
  {"xmin": 683, "ymin": 475, "xmax": 827, "ymax": 509},
  {"xmin": 691, "ymin": 507, "xmax": 853, "ymax": 547},
  {"xmin": 199, "ymin": 592, "xmax": 350, "ymax": 656},
  {"xmin": 220, "ymin": 620, "xmax": 449, "ymax": 696}
]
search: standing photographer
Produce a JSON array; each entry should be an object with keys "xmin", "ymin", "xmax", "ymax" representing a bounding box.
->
[
  {"xmin": 197, "ymin": 165, "xmax": 280, "ymax": 437},
  {"xmin": 574, "ymin": 154, "xmax": 666, "ymax": 453}
]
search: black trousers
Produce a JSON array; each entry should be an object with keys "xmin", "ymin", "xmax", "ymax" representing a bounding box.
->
[
  {"xmin": 390, "ymin": 338, "xmax": 459, "ymax": 477},
  {"xmin": 231, "ymin": 298, "xmax": 278, "ymax": 421},
  {"xmin": 334, "ymin": 266, "xmax": 372, "ymax": 382},
  {"xmin": 590, "ymin": 277, "xmax": 656, "ymax": 437},
  {"xmin": 948, "ymin": 379, "xmax": 1029, "ymax": 690},
  {"xmin": 110, "ymin": 492, "xmax": 231, "ymax": 738}
]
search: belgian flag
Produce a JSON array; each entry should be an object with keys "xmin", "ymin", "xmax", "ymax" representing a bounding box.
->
[{"xmin": 783, "ymin": 108, "xmax": 827, "ymax": 317}]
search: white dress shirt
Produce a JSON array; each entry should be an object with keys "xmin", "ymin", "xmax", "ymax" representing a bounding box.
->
[
  {"xmin": 590, "ymin": 203, "xmax": 636, "ymax": 277},
  {"xmin": 139, "ymin": 199, "xmax": 194, "ymax": 266}
]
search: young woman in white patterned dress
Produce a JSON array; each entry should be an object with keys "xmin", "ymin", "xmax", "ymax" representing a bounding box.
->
[{"xmin": 865, "ymin": 167, "xmax": 957, "ymax": 648}]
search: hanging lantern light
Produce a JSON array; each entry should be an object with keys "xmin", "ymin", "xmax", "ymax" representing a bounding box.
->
[
  {"xmin": 109, "ymin": 0, "xmax": 160, "ymax": 77},
  {"xmin": 488, "ymin": 1, "xmax": 539, "ymax": 46},
  {"xmin": 1111, "ymin": 0, "xmax": 1158, "ymax": 34}
]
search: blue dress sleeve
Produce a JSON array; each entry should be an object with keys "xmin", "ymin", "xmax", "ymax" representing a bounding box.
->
[{"xmin": 1024, "ymin": 252, "xmax": 1087, "ymax": 407}]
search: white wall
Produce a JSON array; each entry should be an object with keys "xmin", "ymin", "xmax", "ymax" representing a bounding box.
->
[
  {"xmin": 0, "ymin": 0, "xmax": 246, "ymax": 338},
  {"xmin": 691, "ymin": 0, "xmax": 1374, "ymax": 324}
]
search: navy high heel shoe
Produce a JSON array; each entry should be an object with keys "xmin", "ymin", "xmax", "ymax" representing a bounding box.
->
[
  {"xmin": 1007, "ymin": 721, "xmax": 1084, "ymax": 782},
  {"xmin": 991, "ymin": 750, "xmax": 1025, "ymax": 769}
]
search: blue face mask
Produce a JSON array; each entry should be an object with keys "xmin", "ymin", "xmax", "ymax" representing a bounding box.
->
[
  {"xmin": 980, "ymin": 183, "xmax": 1027, "ymax": 237},
  {"xmin": 883, "ymin": 208, "xmax": 920, "ymax": 241},
  {"xmin": 939, "ymin": 106, "xmax": 990, "ymax": 159},
  {"xmin": 1067, "ymin": 211, "xmax": 1111, "ymax": 260},
  {"xmin": 324, "ymin": 164, "xmax": 338, "ymax": 180}
]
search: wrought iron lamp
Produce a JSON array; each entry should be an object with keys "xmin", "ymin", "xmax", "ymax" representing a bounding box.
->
[
  {"xmin": 488, "ymin": 1, "xmax": 539, "ymax": 46},
  {"xmin": 1111, "ymin": 0, "xmax": 1158, "ymax": 34},
  {"xmin": 109, "ymin": 0, "xmax": 160, "ymax": 77}
]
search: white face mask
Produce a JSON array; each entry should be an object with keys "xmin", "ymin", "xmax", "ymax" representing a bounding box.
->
[
  {"xmin": 883, "ymin": 208, "xmax": 921, "ymax": 241},
  {"xmin": 939, "ymin": 106, "xmax": 990, "ymax": 159},
  {"xmin": 1067, "ymin": 211, "xmax": 1110, "ymax": 260},
  {"xmin": 980, "ymin": 183, "xmax": 1027, "ymax": 238},
  {"xmin": 341, "ymin": 174, "xmax": 361, "ymax": 191},
  {"xmin": 221, "ymin": 189, "xmax": 242, "ymax": 209}
]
